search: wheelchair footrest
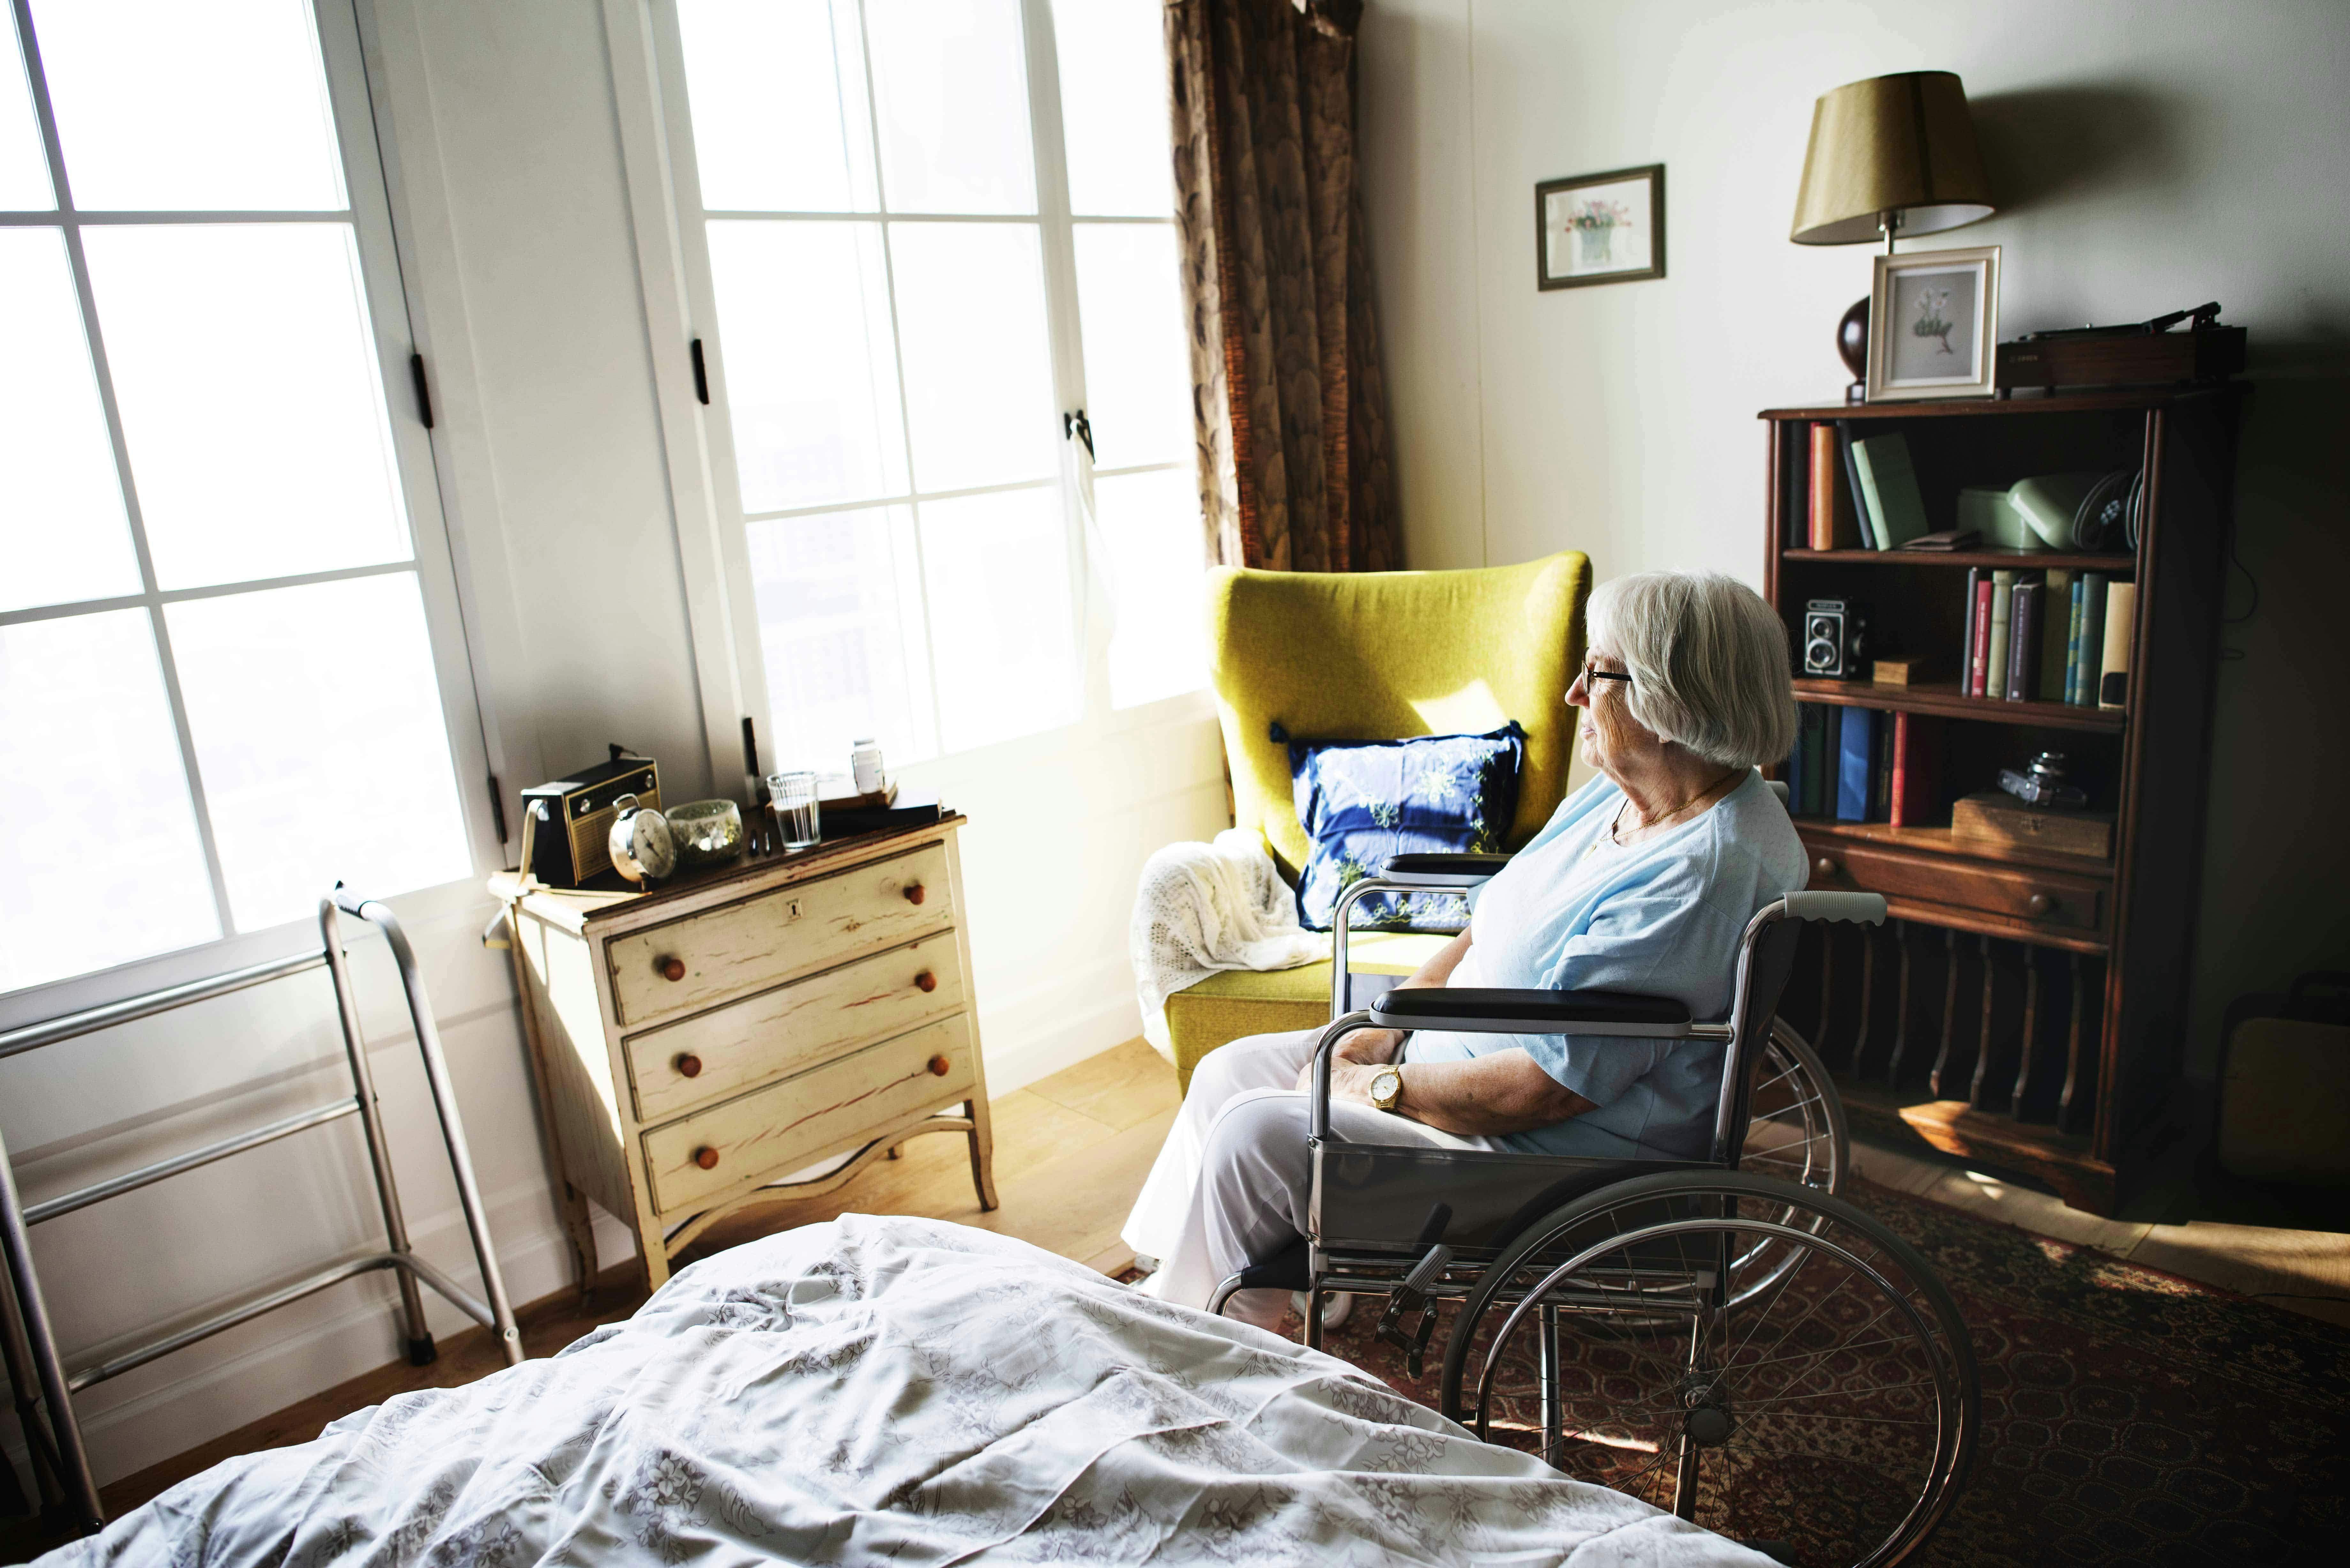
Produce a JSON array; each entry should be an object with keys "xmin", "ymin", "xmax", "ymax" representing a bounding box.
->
[{"xmin": 1373, "ymin": 1242, "xmax": 1452, "ymax": 1379}]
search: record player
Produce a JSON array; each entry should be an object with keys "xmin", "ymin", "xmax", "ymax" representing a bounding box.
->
[{"xmin": 1996, "ymin": 301, "xmax": 2244, "ymax": 393}]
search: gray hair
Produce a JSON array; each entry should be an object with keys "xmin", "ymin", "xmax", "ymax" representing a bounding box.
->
[{"xmin": 1586, "ymin": 571, "xmax": 1798, "ymax": 769}]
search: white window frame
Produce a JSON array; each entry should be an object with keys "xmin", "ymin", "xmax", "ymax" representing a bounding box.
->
[
  {"xmin": 0, "ymin": 0, "xmax": 501, "ymax": 1026},
  {"xmin": 605, "ymin": 0, "xmax": 1208, "ymax": 789}
]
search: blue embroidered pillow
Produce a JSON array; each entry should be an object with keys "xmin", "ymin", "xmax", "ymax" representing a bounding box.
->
[{"xmin": 1289, "ymin": 721, "xmax": 1526, "ymax": 932}]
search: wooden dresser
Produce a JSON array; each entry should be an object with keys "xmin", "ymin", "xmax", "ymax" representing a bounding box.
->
[{"xmin": 492, "ymin": 817, "xmax": 995, "ymax": 1290}]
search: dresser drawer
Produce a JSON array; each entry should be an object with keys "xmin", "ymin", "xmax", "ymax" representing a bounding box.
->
[
  {"xmin": 607, "ymin": 844, "xmax": 952, "ymax": 1027},
  {"xmin": 642, "ymin": 1015, "xmax": 975, "ymax": 1216},
  {"xmin": 625, "ymin": 931, "xmax": 965, "ymax": 1123},
  {"xmin": 1804, "ymin": 838, "xmax": 2107, "ymax": 935}
]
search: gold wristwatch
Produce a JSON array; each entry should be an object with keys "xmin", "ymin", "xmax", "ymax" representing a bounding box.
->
[{"xmin": 1368, "ymin": 1066, "xmax": 1403, "ymax": 1112}]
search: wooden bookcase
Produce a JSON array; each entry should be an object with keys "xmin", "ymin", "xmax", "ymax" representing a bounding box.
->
[{"xmin": 1761, "ymin": 388, "xmax": 2243, "ymax": 1214}]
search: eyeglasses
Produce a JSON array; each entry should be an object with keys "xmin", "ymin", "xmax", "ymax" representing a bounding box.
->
[{"xmin": 1581, "ymin": 661, "xmax": 1632, "ymax": 690}]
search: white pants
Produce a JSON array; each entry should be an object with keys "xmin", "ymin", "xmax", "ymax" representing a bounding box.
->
[{"xmin": 1121, "ymin": 1028, "xmax": 1499, "ymax": 1309}]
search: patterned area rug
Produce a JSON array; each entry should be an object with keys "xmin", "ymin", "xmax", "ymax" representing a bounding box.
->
[{"xmin": 1215, "ymin": 1179, "xmax": 2350, "ymax": 1567}]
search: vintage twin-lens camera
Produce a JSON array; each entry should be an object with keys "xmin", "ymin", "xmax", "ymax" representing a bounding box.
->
[{"xmin": 1802, "ymin": 598, "xmax": 1871, "ymax": 680}]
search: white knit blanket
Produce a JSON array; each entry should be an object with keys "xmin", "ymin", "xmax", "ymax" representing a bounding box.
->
[{"xmin": 1130, "ymin": 829, "xmax": 1325, "ymax": 1057}]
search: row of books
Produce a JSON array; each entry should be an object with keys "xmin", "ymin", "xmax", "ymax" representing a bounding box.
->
[
  {"xmin": 1961, "ymin": 567, "xmax": 2135, "ymax": 708},
  {"xmin": 1785, "ymin": 705, "xmax": 1941, "ymax": 826},
  {"xmin": 1803, "ymin": 424, "xmax": 1929, "ymax": 550}
]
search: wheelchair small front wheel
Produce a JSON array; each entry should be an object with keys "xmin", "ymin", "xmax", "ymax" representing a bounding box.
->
[{"xmin": 1437, "ymin": 1171, "xmax": 1975, "ymax": 1568}]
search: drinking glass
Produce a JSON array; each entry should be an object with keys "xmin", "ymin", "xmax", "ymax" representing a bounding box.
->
[{"xmin": 767, "ymin": 769, "xmax": 821, "ymax": 850}]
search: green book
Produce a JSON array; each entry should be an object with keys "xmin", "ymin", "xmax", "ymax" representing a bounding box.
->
[
  {"xmin": 2072, "ymin": 574, "xmax": 2108, "ymax": 705},
  {"xmin": 1851, "ymin": 433, "xmax": 1932, "ymax": 549},
  {"xmin": 2039, "ymin": 568, "xmax": 2075, "ymax": 701}
]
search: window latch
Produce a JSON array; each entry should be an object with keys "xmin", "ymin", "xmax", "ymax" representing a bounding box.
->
[{"xmin": 1063, "ymin": 408, "xmax": 1093, "ymax": 462}]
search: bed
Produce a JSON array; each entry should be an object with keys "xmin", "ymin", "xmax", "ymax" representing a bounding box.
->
[{"xmin": 46, "ymin": 1217, "xmax": 1773, "ymax": 1565}]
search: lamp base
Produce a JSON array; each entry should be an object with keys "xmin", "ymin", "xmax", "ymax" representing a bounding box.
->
[{"xmin": 1837, "ymin": 297, "xmax": 1870, "ymax": 399}]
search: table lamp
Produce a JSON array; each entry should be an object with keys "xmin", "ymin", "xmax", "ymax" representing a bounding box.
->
[{"xmin": 1790, "ymin": 70, "xmax": 1996, "ymax": 400}]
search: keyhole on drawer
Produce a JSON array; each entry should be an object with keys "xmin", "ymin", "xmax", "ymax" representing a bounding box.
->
[
  {"xmin": 659, "ymin": 956, "xmax": 686, "ymax": 982},
  {"xmin": 675, "ymin": 1053, "xmax": 703, "ymax": 1078},
  {"xmin": 903, "ymin": 882, "xmax": 926, "ymax": 905},
  {"xmin": 928, "ymin": 1054, "xmax": 951, "ymax": 1076},
  {"xmin": 694, "ymin": 1146, "xmax": 720, "ymax": 1170},
  {"xmin": 914, "ymin": 970, "xmax": 937, "ymax": 992}
]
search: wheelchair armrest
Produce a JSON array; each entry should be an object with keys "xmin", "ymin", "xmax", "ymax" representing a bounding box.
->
[
  {"xmin": 1370, "ymin": 986, "xmax": 1694, "ymax": 1037},
  {"xmin": 1377, "ymin": 852, "xmax": 1513, "ymax": 889}
]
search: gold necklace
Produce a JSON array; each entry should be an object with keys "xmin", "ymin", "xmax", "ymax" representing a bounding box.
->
[{"xmin": 1585, "ymin": 771, "xmax": 1740, "ymax": 857}]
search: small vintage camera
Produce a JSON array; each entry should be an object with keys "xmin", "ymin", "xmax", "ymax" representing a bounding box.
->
[{"xmin": 1802, "ymin": 598, "xmax": 1871, "ymax": 680}]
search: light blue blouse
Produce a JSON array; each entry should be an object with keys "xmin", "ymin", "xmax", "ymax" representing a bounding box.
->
[{"xmin": 1402, "ymin": 770, "xmax": 1806, "ymax": 1159}]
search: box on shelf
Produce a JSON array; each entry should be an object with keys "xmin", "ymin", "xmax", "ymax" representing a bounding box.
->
[{"xmin": 1950, "ymin": 790, "xmax": 2112, "ymax": 859}]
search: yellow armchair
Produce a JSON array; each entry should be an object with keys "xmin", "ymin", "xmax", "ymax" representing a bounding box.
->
[{"xmin": 1163, "ymin": 553, "xmax": 1592, "ymax": 1089}]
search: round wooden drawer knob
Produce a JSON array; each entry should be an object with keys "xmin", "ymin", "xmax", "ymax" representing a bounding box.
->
[
  {"xmin": 2027, "ymin": 893, "xmax": 2057, "ymax": 917},
  {"xmin": 914, "ymin": 970, "xmax": 937, "ymax": 993},
  {"xmin": 659, "ymin": 956, "xmax": 686, "ymax": 982},
  {"xmin": 675, "ymin": 1053, "xmax": 703, "ymax": 1078},
  {"xmin": 903, "ymin": 882, "xmax": 927, "ymax": 905},
  {"xmin": 693, "ymin": 1146, "xmax": 720, "ymax": 1170},
  {"xmin": 928, "ymin": 1054, "xmax": 951, "ymax": 1077},
  {"xmin": 1814, "ymin": 856, "xmax": 1840, "ymax": 878}
]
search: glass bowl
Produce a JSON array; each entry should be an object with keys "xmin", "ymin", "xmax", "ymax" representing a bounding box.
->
[{"xmin": 665, "ymin": 798, "xmax": 745, "ymax": 869}]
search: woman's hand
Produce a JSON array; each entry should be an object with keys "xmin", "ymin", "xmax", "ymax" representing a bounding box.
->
[{"xmin": 1293, "ymin": 1029, "xmax": 1402, "ymax": 1092}]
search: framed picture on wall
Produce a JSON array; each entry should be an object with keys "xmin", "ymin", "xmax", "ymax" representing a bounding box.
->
[
  {"xmin": 1867, "ymin": 245, "xmax": 2002, "ymax": 401},
  {"xmin": 1535, "ymin": 164, "xmax": 1665, "ymax": 290}
]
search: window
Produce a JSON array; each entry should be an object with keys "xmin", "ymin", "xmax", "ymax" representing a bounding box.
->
[
  {"xmin": 0, "ymin": 0, "xmax": 477, "ymax": 996},
  {"xmin": 663, "ymin": 0, "xmax": 1204, "ymax": 772}
]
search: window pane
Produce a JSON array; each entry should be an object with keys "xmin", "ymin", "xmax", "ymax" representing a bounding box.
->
[
  {"xmin": 0, "ymin": 229, "xmax": 139, "ymax": 612},
  {"xmin": 1098, "ymin": 468, "xmax": 1206, "ymax": 709},
  {"xmin": 747, "ymin": 505, "xmax": 935, "ymax": 771},
  {"xmin": 1072, "ymin": 224, "xmax": 1191, "ymax": 470},
  {"xmin": 31, "ymin": 0, "xmax": 345, "ymax": 211},
  {"xmin": 890, "ymin": 222, "xmax": 1057, "ymax": 492},
  {"xmin": 919, "ymin": 487, "xmax": 1075, "ymax": 751},
  {"xmin": 865, "ymin": 0, "xmax": 1035, "ymax": 215},
  {"xmin": 1051, "ymin": 0, "xmax": 1173, "ymax": 217},
  {"xmin": 83, "ymin": 223, "xmax": 409, "ymax": 589},
  {"xmin": 167, "ymin": 574, "xmax": 469, "ymax": 931},
  {"xmin": 676, "ymin": 0, "xmax": 876, "ymax": 213},
  {"xmin": 708, "ymin": 220, "xmax": 907, "ymax": 514},
  {"xmin": 0, "ymin": 610, "xmax": 218, "ymax": 991},
  {"xmin": 0, "ymin": 4, "xmax": 51, "ymax": 209}
]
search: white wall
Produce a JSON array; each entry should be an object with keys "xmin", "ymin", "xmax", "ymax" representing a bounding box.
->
[
  {"xmin": 2, "ymin": 0, "xmax": 1222, "ymax": 1488},
  {"xmin": 1359, "ymin": 0, "xmax": 2350, "ymax": 1072}
]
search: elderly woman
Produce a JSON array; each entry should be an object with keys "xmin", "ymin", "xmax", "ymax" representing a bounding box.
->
[{"xmin": 1124, "ymin": 570, "xmax": 1806, "ymax": 1327}]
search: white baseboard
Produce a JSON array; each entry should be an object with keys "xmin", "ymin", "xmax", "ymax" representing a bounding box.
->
[{"xmin": 976, "ymin": 963, "xmax": 1144, "ymax": 1096}]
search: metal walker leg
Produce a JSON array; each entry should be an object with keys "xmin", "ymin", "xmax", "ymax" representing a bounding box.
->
[{"xmin": 0, "ymin": 886, "xmax": 526, "ymax": 1533}]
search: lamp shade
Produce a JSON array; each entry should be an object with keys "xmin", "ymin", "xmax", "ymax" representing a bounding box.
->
[{"xmin": 1790, "ymin": 71, "xmax": 1994, "ymax": 245}]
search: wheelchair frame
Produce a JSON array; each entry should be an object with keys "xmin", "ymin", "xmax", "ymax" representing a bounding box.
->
[{"xmin": 1203, "ymin": 849, "xmax": 1977, "ymax": 1564}]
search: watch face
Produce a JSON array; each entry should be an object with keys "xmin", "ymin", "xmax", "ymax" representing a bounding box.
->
[{"xmin": 1372, "ymin": 1069, "xmax": 1402, "ymax": 1106}]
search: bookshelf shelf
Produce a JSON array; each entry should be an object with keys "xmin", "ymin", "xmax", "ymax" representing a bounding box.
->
[
  {"xmin": 1782, "ymin": 547, "xmax": 2136, "ymax": 574},
  {"xmin": 1764, "ymin": 386, "xmax": 2244, "ymax": 1216},
  {"xmin": 1789, "ymin": 678, "xmax": 2126, "ymax": 733}
]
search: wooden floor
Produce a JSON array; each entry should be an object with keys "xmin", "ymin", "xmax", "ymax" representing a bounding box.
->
[
  {"xmin": 4, "ymin": 1039, "xmax": 1177, "ymax": 1552},
  {"xmin": 10, "ymin": 1032, "xmax": 2344, "ymax": 1556}
]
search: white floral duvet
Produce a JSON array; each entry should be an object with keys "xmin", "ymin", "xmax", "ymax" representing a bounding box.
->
[{"xmin": 49, "ymin": 1217, "xmax": 1770, "ymax": 1566}]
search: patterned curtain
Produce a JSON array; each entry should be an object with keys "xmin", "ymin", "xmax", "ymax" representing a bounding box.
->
[{"xmin": 1166, "ymin": 0, "xmax": 1400, "ymax": 572}]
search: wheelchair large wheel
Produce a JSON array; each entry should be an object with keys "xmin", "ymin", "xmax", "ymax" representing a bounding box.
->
[{"xmin": 1438, "ymin": 1171, "xmax": 1975, "ymax": 1568}]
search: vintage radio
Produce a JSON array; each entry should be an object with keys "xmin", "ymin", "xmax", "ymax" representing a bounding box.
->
[{"xmin": 519, "ymin": 748, "xmax": 661, "ymax": 889}]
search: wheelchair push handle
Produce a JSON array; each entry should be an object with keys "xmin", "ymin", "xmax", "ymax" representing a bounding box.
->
[{"xmin": 1779, "ymin": 891, "xmax": 1887, "ymax": 926}]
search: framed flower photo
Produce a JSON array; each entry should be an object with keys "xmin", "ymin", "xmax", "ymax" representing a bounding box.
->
[
  {"xmin": 1868, "ymin": 245, "xmax": 2001, "ymax": 401},
  {"xmin": 1535, "ymin": 164, "xmax": 1664, "ymax": 290}
]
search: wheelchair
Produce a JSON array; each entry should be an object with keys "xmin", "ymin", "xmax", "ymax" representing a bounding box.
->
[{"xmin": 1206, "ymin": 830, "xmax": 1978, "ymax": 1567}]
